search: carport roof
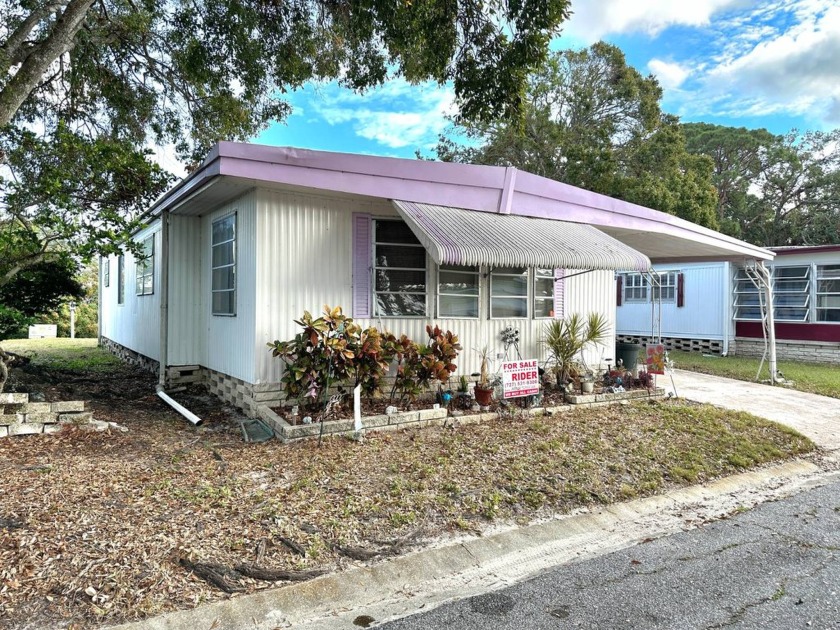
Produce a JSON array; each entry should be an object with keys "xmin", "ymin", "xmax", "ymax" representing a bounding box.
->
[{"xmin": 153, "ymin": 142, "xmax": 773, "ymax": 265}]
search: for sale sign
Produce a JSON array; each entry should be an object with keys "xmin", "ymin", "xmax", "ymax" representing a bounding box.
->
[{"xmin": 502, "ymin": 359, "xmax": 540, "ymax": 399}]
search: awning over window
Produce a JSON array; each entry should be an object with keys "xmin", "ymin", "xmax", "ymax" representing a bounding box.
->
[{"xmin": 393, "ymin": 200, "xmax": 652, "ymax": 272}]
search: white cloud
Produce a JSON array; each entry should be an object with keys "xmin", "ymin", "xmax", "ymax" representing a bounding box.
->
[
  {"xmin": 704, "ymin": 4, "xmax": 840, "ymax": 124},
  {"xmin": 565, "ymin": 0, "xmax": 744, "ymax": 41},
  {"xmin": 308, "ymin": 80, "xmax": 456, "ymax": 149},
  {"xmin": 647, "ymin": 59, "xmax": 691, "ymax": 89}
]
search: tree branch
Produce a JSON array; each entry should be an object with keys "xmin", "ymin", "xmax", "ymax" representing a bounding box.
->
[{"xmin": 0, "ymin": 0, "xmax": 95, "ymax": 127}]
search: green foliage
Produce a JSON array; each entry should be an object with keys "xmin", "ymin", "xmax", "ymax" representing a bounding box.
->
[
  {"xmin": 0, "ymin": 255, "xmax": 88, "ymax": 339},
  {"xmin": 268, "ymin": 307, "xmax": 462, "ymax": 406},
  {"xmin": 683, "ymin": 123, "xmax": 840, "ymax": 246},
  {"xmin": 434, "ymin": 42, "xmax": 719, "ymax": 229},
  {"xmin": 391, "ymin": 325, "xmax": 462, "ymax": 404},
  {"xmin": 542, "ymin": 312, "xmax": 610, "ymax": 383}
]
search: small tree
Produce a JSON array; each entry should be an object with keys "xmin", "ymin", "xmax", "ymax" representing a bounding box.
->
[{"xmin": 542, "ymin": 312, "xmax": 610, "ymax": 385}]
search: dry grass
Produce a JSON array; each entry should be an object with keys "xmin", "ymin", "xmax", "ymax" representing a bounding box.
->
[{"xmin": 0, "ymin": 341, "xmax": 816, "ymax": 629}]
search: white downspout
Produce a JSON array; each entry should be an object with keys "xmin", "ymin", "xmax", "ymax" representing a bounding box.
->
[
  {"xmin": 723, "ymin": 262, "xmax": 731, "ymax": 356},
  {"xmin": 156, "ymin": 385, "xmax": 203, "ymax": 425},
  {"xmin": 159, "ymin": 210, "xmax": 170, "ymax": 388},
  {"xmin": 155, "ymin": 211, "xmax": 204, "ymax": 426}
]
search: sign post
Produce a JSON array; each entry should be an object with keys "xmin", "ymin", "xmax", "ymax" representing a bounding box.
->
[{"xmin": 502, "ymin": 359, "xmax": 540, "ymax": 399}]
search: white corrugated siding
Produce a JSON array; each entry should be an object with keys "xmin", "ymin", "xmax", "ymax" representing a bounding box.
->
[
  {"xmin": 201, "ymin": 190, "xmax": 258, "ymax": 382},
  {"xmin": 616, "ymin": 262, "xmax": 728, "ymax": 340},
  {"xmin": 254, "ymin": 189, "xmax": 617, "ymax": 383},
  {"xmin": 168, "ymin": 215, "xmax": 205, "ymax": 366},
  {"xmin": 99, "ymin": 222, "xmax": 162, "ymax": 360},
  {"xmin": 565, "ymin": 269, "xmax": 618, "ymax": 366}
]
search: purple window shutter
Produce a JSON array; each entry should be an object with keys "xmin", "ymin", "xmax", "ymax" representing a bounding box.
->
[
  {"xmin": 352, "ymin": 213, "xmax": 372, "ymax": 318},
  {"xmin": 553, "ymin": 269, "xmax": 565, "ymax": 319}
]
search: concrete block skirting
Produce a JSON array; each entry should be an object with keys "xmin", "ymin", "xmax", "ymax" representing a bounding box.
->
[
  {"xmin": 616, "ymin": 334, "xmax": 724, "ymax": 356},
  {"xmin": 100, "ymin": 337, "xmax": 160, "ymax": 375},
  {"xmin": 733, "ymin": 337, "xmax": 840, "ymax": 365},
  {"xmin": 0, "ymin": 393, "xmax": 93, "ymax": 438}
]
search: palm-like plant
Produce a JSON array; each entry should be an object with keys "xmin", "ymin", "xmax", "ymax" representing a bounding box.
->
[{"xmin": 543, "ymin": 312, "xmax": 610, "ymax": 384}]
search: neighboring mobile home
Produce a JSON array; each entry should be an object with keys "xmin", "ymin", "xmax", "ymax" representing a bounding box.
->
[
  {"xmin": 99, "ymin": 143, "xmax": 773, "ymax": 417},
  {"xmin": 616, "ymin": 245, "xmax": 840, "ymax": 363}
]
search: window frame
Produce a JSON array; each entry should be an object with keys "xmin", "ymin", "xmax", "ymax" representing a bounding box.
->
[
  {"xmin": 772, "ymin": 265, "xmax": 811, "ymax": 322},
  {"xmin": 437, "ymin": 264, "xmax": 480, "ymax": 319},
  {"xmin": 211, "ymin": 213, "xmax": 237, "ymax": 317},
  {"xmin": 816, "ymin": 264, "xmax": 840, "ymax": 324},
  {"xmin": 533, "ymin": 268, "xmax": 555, "ymax": 319},
  {"xmin": 489, "ymin": 266, "xmax": 529, "ymax": 319},
  {"xmin": 373, "ymin": 218, "xmax": 428, "ymax": 318},
  {"xmin": 135, "ymin": 235, "xmax": 155, "ymax": 296},
  {"xmin": 623, "ymin": 273, "xmax": 648, "ymax": 303},
  {"xmin": 652, "ymin": 271, "xmax": 678, "ymax": 303},
  {"xmin": 103, "ymin": 258, "xmax": 110, "ymax": 288}
]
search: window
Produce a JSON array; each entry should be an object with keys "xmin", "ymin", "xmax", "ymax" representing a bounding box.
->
[
  {"xmin": 374, "ymin": 220, "xmax": 426, "ymax": 316},
  {"xmin": 652, "ymin": 271, "xmax": 678, "ymax": 302},
  {"xmin": 103, "ymin": 258, "xmax": 110, "ymax": 287},
  {"xmin": 212, "ymin": 214, "xmax": 236, "ymax": 315},
  {"xmin": 135, "ymin": 236, "xmax": 155, "ymax": 296},
  {"xmin": 534, "ymin": 269, "xmax": 555, "ymax": 318},
  {"xmin": 117, "ymin": 255, "xmax": 125, "ymax": 305},
  {"xmin": 623, "ymin": 273, "xmax": 648, "ymax": 302},
  {"xmin": 438, "ymin": 265, "xmax": 479, "ymax": 318},
  {"xmin": 490, "ymin": 267, "xmax": 527, "ymax": 318},
  {"xmin": 816, "ymin": 264, "xmax": 840, "ymax": 323},
  {"xmin": 773, "ymin": 266, "xmax": 810, "ymax": 322},
  {"xmin": 733, "ymin": 268, "xmax": 762, "ymax": 320}
]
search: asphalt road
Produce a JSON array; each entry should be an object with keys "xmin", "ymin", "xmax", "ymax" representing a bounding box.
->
[{"xmin": 377, "ymin": 476, "xmax": 840, "ymax": 630}]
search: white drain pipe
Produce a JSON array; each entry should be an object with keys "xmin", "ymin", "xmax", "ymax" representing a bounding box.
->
[{"xmin": 156, "ymin": 385, "xmax": 203, "ymax": 426}]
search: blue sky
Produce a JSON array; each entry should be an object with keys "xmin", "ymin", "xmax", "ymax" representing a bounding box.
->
[{"xmin": 254, "ymin": 0, "xmax": 840, "ymax": 160}]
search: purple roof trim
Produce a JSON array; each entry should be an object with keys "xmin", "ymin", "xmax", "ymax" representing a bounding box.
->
[{"xmin": 154, "ymin": 142, "xmax": 773, "ymax": 262}]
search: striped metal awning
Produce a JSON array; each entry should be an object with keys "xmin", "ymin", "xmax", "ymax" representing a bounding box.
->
[{"xmin": 393, "ymin": 200, "xmax": 651, "ymax": 272}]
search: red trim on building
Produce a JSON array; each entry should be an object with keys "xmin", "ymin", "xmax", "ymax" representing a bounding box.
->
[{"xmin": 736, "ymin": 321, "xmax": 840, "ymax": 343}]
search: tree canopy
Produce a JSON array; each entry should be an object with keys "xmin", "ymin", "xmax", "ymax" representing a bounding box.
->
[
  {"xmin": 433, "ymin": 42, "xmax": 719, "ymax": 229},
  {"xmin": 683, "ymin": 123, "xmax": 840, "ymax": 246},
  {"xmin": 0, "ymin": 0, "xmax": 572, "ymax": 288}
]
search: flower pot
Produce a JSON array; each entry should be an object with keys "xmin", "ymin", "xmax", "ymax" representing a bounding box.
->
[
  {"xmin": 474, "ymin": 386, "xmax": 493, "ymax": 406},
  {"xmin": 581, "ymin": 380, "xmax": 595, "ymax": 394}
]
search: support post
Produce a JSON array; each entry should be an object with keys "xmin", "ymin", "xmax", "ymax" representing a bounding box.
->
[
  {"xmin": 159, "ymin": 210, "xmax": 170, "ymax": 389},
  {"xmin": 760, "ymin": 261, "xmax": 778, "ymax": 384}
]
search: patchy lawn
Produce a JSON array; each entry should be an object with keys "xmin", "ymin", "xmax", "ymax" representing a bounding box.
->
[
  {"xmin": 670, "ymin": 350, "xmax": 840, "ymax": 399},
  {"xmin": 0, "ymin": 340, "xmax": 817, "ymax": 629}
]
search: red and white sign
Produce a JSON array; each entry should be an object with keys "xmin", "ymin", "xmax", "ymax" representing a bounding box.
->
[{"xmin": 502, "ymin": 359, "xmax": 540, "ymax": 399}]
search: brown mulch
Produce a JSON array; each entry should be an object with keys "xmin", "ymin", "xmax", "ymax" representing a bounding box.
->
[{"xmin": 0, "ymin": 365, "xmax": 814, "ymax": 629}]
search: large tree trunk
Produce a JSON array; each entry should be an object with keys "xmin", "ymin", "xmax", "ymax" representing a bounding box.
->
[{"xmin": 0, "ymin": 0, "xmax": 94, "ymax": 127}]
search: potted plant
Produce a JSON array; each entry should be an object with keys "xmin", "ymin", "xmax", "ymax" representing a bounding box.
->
[
  {"xmin": 581, "ymin": 371, "xmax": 595, "ymax": 393},
  {"xmin": 473, "ymin": 347, "xmax": 494, "ymax": 406},
  {"xmin": 456, "ymin": 375, "xmax": 471, "ymax": 409}
]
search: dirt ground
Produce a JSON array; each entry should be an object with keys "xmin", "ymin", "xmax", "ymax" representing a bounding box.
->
[{"xmin": 0, "ymin": 345, "xmax": 816, "ymax": 629}]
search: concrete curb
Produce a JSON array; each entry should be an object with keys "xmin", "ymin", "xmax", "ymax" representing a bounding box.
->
[{"xmin": 106, "ymin": 456, "xmax": 839, "ymax": 630}]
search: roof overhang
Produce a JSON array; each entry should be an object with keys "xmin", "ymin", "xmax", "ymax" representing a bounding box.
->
[
  {"xmin": 393, "ymin": 200, "xmax": 651, "ymax": 272},
  {"xmin": 152, "ymin": 143, "xmax": 774, "ymax": 265}
]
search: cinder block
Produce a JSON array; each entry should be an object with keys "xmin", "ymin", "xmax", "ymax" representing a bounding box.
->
[
  {"xmin": 0, "ymin": 393, "xmax": 28, "ymax": 404},
  {"xmin": 43, "ymin": 424, "xmax": 63, "ymax": 434},
  {"xmin": 418, "ymin": 408, "xmax": 448, "ymax": 421},
  {"xmin": 23, "ymin": 412, "xmax": 55, "ymax": 424},
  {"xmin": 0, "ymin": 426, "xmax": 7, "ymax": 437},
  {"xmin": 57, "ymin": 412, "xmax": 93, "ymax": 424},
  {"xmin": 50, "ymin": 401, "xmax": 85, "ymax": 413},
  {"xmin": 9, "ymin": 422, "xmax": 42, "ymax": 436},
  {"xmin": 21, "ymin": 402, "xmax": 52, "ymax": 413}
]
